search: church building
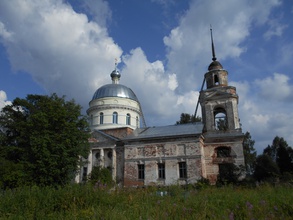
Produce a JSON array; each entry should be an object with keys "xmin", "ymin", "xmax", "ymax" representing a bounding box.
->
[{"xmin": 75, "ymin": 35, "xmax": 245, "ymax": 186}]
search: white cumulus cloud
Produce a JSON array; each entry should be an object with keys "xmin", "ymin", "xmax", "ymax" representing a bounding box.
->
[
  {"xmin": 0, "ymin": 0, "xmax": 122, "ymax": 110},
  {"xmin": 0, "ymin": 90, "xmax": 12, "ymax": 109}
]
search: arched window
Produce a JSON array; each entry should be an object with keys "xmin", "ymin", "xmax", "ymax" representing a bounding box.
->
[
  {"xmin": 100, "ymin": 112, "xmax": 104, "ymax": 124},
  {"xmin": 126, "ymin": 113, "xmax": 131, "ymax": 125},
  {"xmin": 113, "ymin": 112, "xmax": 118, "ymax": 124},
  {"xmin": 90, "ymin": 115, "xmax": 93, "ymax": 126},
  {"xmin": 214, "ymin": 107, "xmax": 228, "ymax": 130},
  {"xmin": 214, "ymin": 74, "xmax": 219, "ymax": 85},
  {"xmin": 216, "ymin": 146, "xmax": 231, "ymax": 158},
  {"xmin": 136, "ymin": 116, "xmax": 139, "ymax": 128}
]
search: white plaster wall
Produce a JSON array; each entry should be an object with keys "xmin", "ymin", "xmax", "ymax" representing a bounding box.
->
[
  {"xmin": 88, "ymin": 97, "xmax": 141, "ymax": 130},
  {"xmin": 165, "ymin": 160, "xmax": 179, "ymax": 185}
]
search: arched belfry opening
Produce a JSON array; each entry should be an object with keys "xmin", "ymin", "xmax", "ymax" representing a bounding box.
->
[
  {"xmin": 214, "ymin": 74, "xmax": 219, "ymax": 85},
  {"xmin": 214, "ymin": 107, "xmax": 228, "ymax": 131}
]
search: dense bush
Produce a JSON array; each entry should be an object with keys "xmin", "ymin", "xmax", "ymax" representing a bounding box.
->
[{"xmin": 88, "ymin": 166, "xmax": 114, "ymax": 187}]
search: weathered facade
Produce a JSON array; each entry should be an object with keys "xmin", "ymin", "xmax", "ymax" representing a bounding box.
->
[
  {"xmin": 76, "ymin": 45, "xmax": 245, "ymax": 186},
  {"xmin": 122, "ymin": 124, "xmax": 204, "ymax": 186}
]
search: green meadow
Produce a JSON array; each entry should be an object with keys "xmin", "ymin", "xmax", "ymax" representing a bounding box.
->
[{"xmin": 1, "ymin": 184, "xmax": 292, "ymax": 219}]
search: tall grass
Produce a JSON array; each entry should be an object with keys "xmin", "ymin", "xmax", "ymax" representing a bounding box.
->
[{"xmin": 0, "ymin": 184, "xmax": 292, "ymax": 219}]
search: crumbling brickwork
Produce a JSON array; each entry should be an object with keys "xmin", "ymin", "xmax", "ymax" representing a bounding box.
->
[{"xmin": 123, "ymin": 138, "xmax": 203, "ymax": 187}]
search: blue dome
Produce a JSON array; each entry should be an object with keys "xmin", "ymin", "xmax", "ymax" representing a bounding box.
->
[{"xmin": 92, "ymin": 84, "xmax": 139, "ymax": 101}]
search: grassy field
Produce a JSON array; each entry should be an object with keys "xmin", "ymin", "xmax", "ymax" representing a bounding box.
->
[{"xmin": 0, "ymin": 183, "xmax": 292, "ymax": 219}]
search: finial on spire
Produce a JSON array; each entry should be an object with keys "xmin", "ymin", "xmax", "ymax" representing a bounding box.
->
[
  {"xmin": 114, "ymin": 58, "xmax": 118, "ymax": 70},
  {"xmin": 111, "ymin": 58, "xmax": 121, "ymax": 84},
  {"xmin": 210, "ymin": 25, "xmax": 217, "ymax": 61}
]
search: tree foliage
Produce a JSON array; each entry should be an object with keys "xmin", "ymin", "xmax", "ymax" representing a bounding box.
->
[
  {"xmin": 176, "ymin": 113, "xmax": 201, "ymax": 124},
  {"xmin": 254, "ymin": 154, "xmax": 280, "ymax": 182},
  {"xmin": 263, "ymin": 136, "xmax": 293, "ymax": 174},
  {"xmin": 89, "ymin": 166, "xmax": 114, "ymax": 186},
  {"xmin": 242, "ymin": 132, "xmax": 257, "ymax": 175},
  {"xmin": 215, "ymin": 118, "xmax": 228, "ymax": 131},
  {"xmin": 217, "ymin": 164, "xmax": 245, "ymax": 185},
  {"xmin": 0, "ymin": 94, "xmax": 90, "ymax": 189}
]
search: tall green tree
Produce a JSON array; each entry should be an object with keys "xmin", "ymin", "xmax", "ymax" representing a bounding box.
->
[
  {"xmin": 176, "ymin": 113, "xmax": 201, "ymax": 124},
  {"xmin": 263, "ymin": 136, "xmax": 293, "ymax": 174},
  {"xmin": 0, "ymin": 94, "xmax": 90, "ymax": 188},
  {"xmin": 254, "ymin": 154, "xmax": 280, "ymax": 182},
  {"xmin": 242, "ymin": 132, "xmax": 257, "ymax": 175}
]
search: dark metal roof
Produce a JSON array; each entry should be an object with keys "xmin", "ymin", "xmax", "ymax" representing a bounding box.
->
[
  {"xmin": 124, "ymin": 123, "xmax": 204, "ymax": 140},
  {"xmin": 208, "ymin": 60, "xmax": 223, "ymax": 71},
  {"xmin": 92, "ymin": 84, "xmax": 139, "ymax": 101}
]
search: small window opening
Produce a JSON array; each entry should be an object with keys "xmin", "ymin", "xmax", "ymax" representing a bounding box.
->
[
  {"xmin": 136, "ymin": 116, "xmax": 139, "ymax": 128},
  {"xmin": 178, "ymin": 162, "xmax": 187, "ymax": 179},
  {"xmin": 138, "ymin": 164, "xmax": 145, "ymax": 180},
  {"xmin": 158, "ymin": 163, "xmax": 165, "ymax": 179},
  {"xmin": 90, "ymin": 115, "xmax": 93, "ymax": 126},
  {"xmin": 100, "ymin": 112, "xmax": 104, "ymax": 124},
  {"xmin": 126, "ymin": 113, "xmax": 131, "ymax": 125},
  {"xmin": 113, "ymin": 112, "xmax": 118, "ymax": 124},
  {"xmin": 214, "ymin": 74, "xmax": 219, "ymax": 85}
]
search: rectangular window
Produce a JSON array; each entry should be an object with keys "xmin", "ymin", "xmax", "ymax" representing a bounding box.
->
[
  {"xmin": 179, "ymin": 162, "xmax": 187, "ymax": 179},
  {"xmin": 138, "ymin": 164, "xmax": 145, "ymax": 180},
  {"xmin": 158, "ymin": 163, "xmax": 165, "ymax": 179}
]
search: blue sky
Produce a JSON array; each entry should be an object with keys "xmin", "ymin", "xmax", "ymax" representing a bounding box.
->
[{"xmin": 0, "ymin": 0, "xmax": 292, "ymax": 153}]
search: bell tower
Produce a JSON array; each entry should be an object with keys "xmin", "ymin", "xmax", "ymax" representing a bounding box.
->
[
  {"xmin": 199, "ymin": 28, "xmax": 241, "ymax": 133},
  {"xmin": 199, "ymin": 27, "xmax": 244, "ymax": 184}
]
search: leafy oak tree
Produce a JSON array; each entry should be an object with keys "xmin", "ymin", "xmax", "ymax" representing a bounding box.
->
[{"xmin": 0, "ymin": 94, "xmax": 90, "ymax": 189}]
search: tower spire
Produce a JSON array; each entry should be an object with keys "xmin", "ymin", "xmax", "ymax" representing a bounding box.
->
[{"xmin": 210, "ymin": 25, "xmax": 217, "ymax": 61}]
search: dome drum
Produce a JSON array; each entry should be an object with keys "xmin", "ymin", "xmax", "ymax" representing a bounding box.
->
[{"xmin": 88, "ymin": 65, "xmax": 144, "ymax": 130}]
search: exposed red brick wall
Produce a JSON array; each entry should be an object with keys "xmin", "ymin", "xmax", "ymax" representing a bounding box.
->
[
  {"xmin": 102, "ymin": 127, "xmax": 134, "ymax": 139},
  {"xmin": 124, "ymin": 179, "xmax": 144, "ymax": 187}
]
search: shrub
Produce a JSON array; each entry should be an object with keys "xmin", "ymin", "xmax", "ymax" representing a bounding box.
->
[{"xmin": 88, "ymin": 166, "xmax": 114, "ymax": 187}]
